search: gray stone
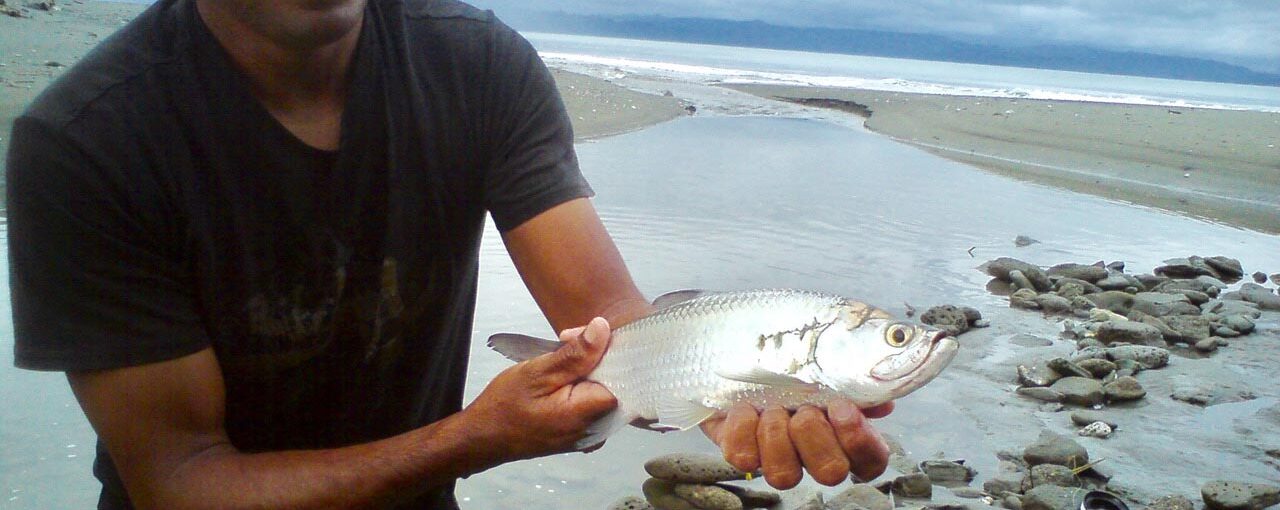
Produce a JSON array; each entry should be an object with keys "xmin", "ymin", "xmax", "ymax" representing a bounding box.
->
[
  {"xmin": 1069, "ymin": 347, "xmax": 1110, "ymax": 363},
  {"xmin": 1155, "ymin": 278, "xmax": 1221, "ymax": 297},
  {"xmin": 1196, "ymin": 338, "xmax": 1221, "ymax": 352},
  {"xmin": 922, "ymin": 305, "xmax": 973, "ymax": 336},
  {"xmin": 673, "ymin": 484, "xmax": 743, "ymax": 510},
  {"xmin": 1147, "ymin": 495, "xmax": 1196, "ymax": 510},
  {"xmin": 952, "ymin": 487, "xmax": 987, "ymax": 499},
  {"xmin": 1011, "ymin": 289, "xmax": 1042, "ymax": 310},
  {"xmin": 1107, "ymin": 345, "xmax": 1170, "ymax": 369},
  {"xmin": 1215, "ymin": 327, "xmax": 1241, "ymax": 338},
  {"xmin": 1135, "ymin": 274, "xmax": 1169, "ymax": 290},
  {"xmin": 1015, "ymin": 235, "xmax": 1041, "ymax": 247},
  {"xmin": 1070, "ymin": 296, "xmax": 1096, "ymax": 314},
  {"xmin": 893, "ymin": 473, "xmax": 934, "ymax": 499},
  {"xmin": 1155, "ymin": 257, "xmax": 1221, "ymax": 279},
  {"xmin": 985, "ymin": 474, "xmax": 1027, "ymax": 497},
  {"xmin": 644, "ymin": 454, "xmax": 748, "ymax": 483},
  {"xmin": 1095, "ymin": 321, "xmax": 1166, "ymax": 347},
  {"xmin": 1201, "ymin": 480, "xmax": 1280, "ymax": 510},
  {"xmin": 791, "ymin": 491, "xmax": 824, "ymax": 510},
  {"xmin": 1004, "ymin": 495, "xmax": 1026, "ymax": 510},
  {"xmin": 1048, "ymin": 264, "xmax": 1109, "ymax": 283},
  {"xmin": 1023, "ymin": 431, "xmax": 1089, "ymax": 468},
  {"xmin": 1012, "ymin": 334, "xmax": 1056, "ymax": 347},
  {"xmin": 1075, "ymin": 359, "xmax": 1117, "ymax": 378},
  {"xmin": 1196, "ymin": 274, "xmax": 1231, "ymax": 289},
  {"xmin": 642, "ymin": 479, "xmax": 698, "ymax": 510},
  {"xmin": 1050, "ymin": 377, "xmax": 1105, "ymax": 406},
  {"xmin": 1023, "ymin": 486, "xmax": 1088, "ymax": 510},
  {"xmin": 1104, "ymin": 376, "xmax": 1146, "ymax": 401},
  {"xmin": 1010, "ymin": 270, "xmax": 1038, "ymax": 292},
  {"xmin": 1057, "ymin": 278, "xmax": 1104, "ymax": 295},
  {"xmin": 1171, "ymin": 383, "xmax": 1256, "ymax": 407},
  {"xmin": 1252, "ymin": 272, "xmax": 1269, "ymax": 284},
  {"xmin": 920, "ymin": 460, "xmax": 977, "ymax": 484},
  {"xmin": 1084, "ymin": 292, "xmax": 1135, "ymax": 314},
  {"xmin": 829, "ymin": 484, "xmax": 894, "ymax": 510},
  {"xmin": 1162, "ymin": 315, "xmax": 1213, "ymax": 344},
  {"xmin": 608, "ymin": 495, "xmax": 655, "ymax": 510},
  {"xmin": 1226, "ymin": 283, "xmax": 1280, "ymax": 311},
  {"xmin": 716, "ymin": 485, "xmax": 779, "ymax": 509},
  {"xmin": 1047, "ymin": 358, "xmax": 1092, "ymax": 379},
  {"xmin": 1070, "ymin": 411, "xmax": 1117, "ymax": 428},
  {"xmin": 1131, "ymin": 292, "xmax": 1193, "ymax": 317},
  {"xmin": 1204, "ymin": 256, "xmax": 1245, "ymax": 280},
  {"xmin": 1018, "ymin": 364, "xmax": 1063, "ymax": 387},
  {"xmin": 1223, "ymin": 314, "xmax": 1256, "ymax": 334},
  {"xmin": 1024, "ymin": 464, "xmax": 1081, "ymax": 490},
  {"xmin": 1169, "ymin": 289, "xmax": 1211, "ymax": 305},
  {"xmin": 1034, "ymin": 294, "xmax": 1074, "ymax": 314},
  {"xmin": 985, "ymin": 258, "xmax": 1053, "ymax": 291},
  {"xmin": 1272, "ymin": 273, "xmax": 1280, "ymax": 285},
  {"xmin": 1113, "ymin": 359, "xmax": 1142, "ymax": 373},
  {"xmin": 1055, "ymin": 282, "xmax": 1087, "ymax": 300},
  {"xmin": 1018, "ymin": 387, "xmax": 1064, "ymax": 403},
  {"xmin": 1095, "ymin": 274, "xmax": 1134, "ymax": 291},
  {"xmin": 1201, "ymin": 299, "xmax": 1262, "ymax": 318}
]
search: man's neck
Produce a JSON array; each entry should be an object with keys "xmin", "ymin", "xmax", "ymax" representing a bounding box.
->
[{"xmin": 196, "ymin": 0, "xmax": 365, "ymax": 149}]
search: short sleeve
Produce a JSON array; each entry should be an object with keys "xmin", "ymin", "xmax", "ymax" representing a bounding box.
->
[
  {"xmin": 480, "ymin": 22, "xmax": 593, "ymax": 232},
  {"xmin": 6, "ymin": 116, "xmax": 209, "ymax": 371}
]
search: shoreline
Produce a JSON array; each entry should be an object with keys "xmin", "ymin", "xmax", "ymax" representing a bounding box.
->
[{"xmin": 723, "ymin": 84, "xmax": 1280, "ymax": 235}]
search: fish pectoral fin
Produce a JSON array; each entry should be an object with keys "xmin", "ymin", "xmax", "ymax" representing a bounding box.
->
[
  {"xmin": 715, "ymin": 367, "xmax": 820, "ymax": 392},
  {"xmin": 575, "ymin": 407, "xmax": 637, "ymax": 451},
  {"xmin": 486, "ymin": 333, "xmax": 561, "ymax": 363},
  {"xmin": 652, "ymin": 289, "xmax": 711, "ymax": 309},
  {"xmin": 655, "ymin": 398, "xmax": 718, "ymax": 431}
]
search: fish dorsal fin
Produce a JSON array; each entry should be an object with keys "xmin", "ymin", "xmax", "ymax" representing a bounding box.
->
[
  {"xmin": 716, "ymin": 367, "xmax": 820, "ymax": 392},
  {"xmin": 652, "ymin": 289, "xmax": 710, "ymax": 309},
  {"xmin": 656, "ymin": 398, "xmax": 718, "ymax": 430},
  {"xmin": 487, "ymin": 333, "xmax": 561, "ymax": 362}
]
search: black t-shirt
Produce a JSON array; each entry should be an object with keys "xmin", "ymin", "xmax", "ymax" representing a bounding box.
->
[{"xmin": 5, "ymin": 0, "xmax": 590, "ymax": 508}]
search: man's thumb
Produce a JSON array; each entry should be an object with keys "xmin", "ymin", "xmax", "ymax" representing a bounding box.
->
[{"xmin": 527, "ymin": 317, "xmax": 611, "ymax": 391}]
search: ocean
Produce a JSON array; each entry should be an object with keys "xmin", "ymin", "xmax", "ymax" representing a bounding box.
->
[{"xmin": 4, "ymin": 25, "xmax": 1280, "ymax": 510}]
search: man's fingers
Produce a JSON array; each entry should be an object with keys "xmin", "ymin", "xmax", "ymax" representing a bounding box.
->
[
  {"xmin": 566, "ymin": 381, "xmax": 618, "ymax": 420},
  {"xmin": 757, "ymin": 406, "xmax": 802, "ymax": 490},
  {"xmin": 861, "ymin": 401, "xmax": 895, "ymax": 419},
  {"xmin": 828, "ymin": 400, "xmax": 891, "ymax": 482},
  {"xmin": 525, "ymin": 317, "xmax": 611, "ymax": 392},
  {"xmin": 719, "ymin": 402, "xmax": 760, "ymax": 472},
  {"xmin": 789, "ymin": 406, "xmax": 851, "ymax": 486}
]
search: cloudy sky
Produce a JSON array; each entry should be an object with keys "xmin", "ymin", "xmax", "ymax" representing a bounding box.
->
[{"xmin": 474, "ymin": 0, "xmax": 1280, "ymax": 73}]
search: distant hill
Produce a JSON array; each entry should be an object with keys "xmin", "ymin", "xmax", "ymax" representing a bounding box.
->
[{"xmin": 498, "ymin": 11, "xmax": 1280, "ymax": 87}]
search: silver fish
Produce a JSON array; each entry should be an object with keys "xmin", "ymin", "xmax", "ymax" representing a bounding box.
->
[{"xmin": 488, "ymin": 289, "xmax": 959, "ymax": 448}]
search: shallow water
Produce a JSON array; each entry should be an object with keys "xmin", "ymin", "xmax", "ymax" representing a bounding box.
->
[{"xmin": 3, "ymin": 115, "xmax": 1280, "ymax": 508}]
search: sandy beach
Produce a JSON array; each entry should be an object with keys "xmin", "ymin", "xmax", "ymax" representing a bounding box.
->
[{"xmin": 724, "ymin": 84, "xmax": 1280, "ymax": 234}]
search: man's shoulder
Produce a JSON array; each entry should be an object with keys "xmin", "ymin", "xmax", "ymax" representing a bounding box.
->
[
  {"xmin": 22, "ymin": 0, "xmax": 187, "ymax": 131},
  {"xmin": 401, "ymin": 0, "xmax": 494, "ymax": 23}
]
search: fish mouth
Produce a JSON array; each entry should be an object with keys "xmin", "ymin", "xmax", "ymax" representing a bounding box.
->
[{"xmin": 870, "ymin": 329, "xmax": 957, "ymax": 382}]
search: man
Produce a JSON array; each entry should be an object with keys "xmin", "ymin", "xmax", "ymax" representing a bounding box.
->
[{"xmin": 5, "ymin": 0, "xmax": 892, "ymax": 507}]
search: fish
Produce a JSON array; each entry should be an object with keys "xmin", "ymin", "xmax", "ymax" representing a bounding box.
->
[{"xmin": 487, "ymin": 289, "xmax": 959, "ymax": 449}]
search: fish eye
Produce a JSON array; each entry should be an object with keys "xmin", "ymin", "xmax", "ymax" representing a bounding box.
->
[{"xmin": 885, "ymin": 324, "xmax": 911, "ymax": 347}]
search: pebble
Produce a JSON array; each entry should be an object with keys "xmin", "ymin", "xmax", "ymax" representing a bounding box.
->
[
  {"xmin": 920, "ymin": 460, "xmax": 977, "ymax": 484},
  {"xmin": 1010, "ymin": 270, "xmax": 1038, "ymax": 292},
  {"xmin": 1011, "ymin": 288, "xmax": 1041, "ymax": 310},
  {"xmin": 1034, "ymin": 294, "xmax": 1074, "ymax": 314},
  {"xmin": 1004, "ymin": 495, "xmax": 1025, "ymax": 510},
  {"xmin": 1023, "ymin": 431, "xmax": 1089, "ymax": 468},
  {"xmin": 608, "ymin": 495, "xmax": 655, "ymax": 510},
  {"xmin": 1104, "ymin": 376, "xmax": 1146, "ymax": 401},
  {"xmin": 1161, "ymin": 315, "xmax": 1212, "ymax": 344},
  {"xmin": 716, "ymin": 485, "xmax": 779, "ymax": 509},
  {"xmin": 1077, "ymin": 421, "xmax": 1113, "ymax": 438},
  {"xmin": 1022, "ymin": 485, "xmax": 1088, "ymax": 510},
  {"xmin": 1201, "ymin": 480, "xmax": 1280, "ymax": 510},
  {"xmin": 893, "ymin": 473, "xmax": 934, "ymax": 499},
  {"xmin": 1075, "ymin": 359, "xmax": 1117, "ymax": 378},
  {"xmin": 985, "ymin": 474, "xmax": 1026, "ymax": 497},
  {"xmin": 1251, "ymin": 272, "xmax": 1267, "ymax": 284},
  {"xmin": 1106, "ymin": 345, "xmax": 1169, "ymax": 370},
  {"xmin": 1070, "ymin": 411, "xmax": 1117, "ymax": 429},
  {"xmin": 921, "ymin": 305, "xmax": 974, "ymax": 336},
  {"xmin": 674, "ymin": 484, "xmax": 743, "ymax": 510},
  {"xmin": 1223, "ymin": 314, "xmax": 1255, "ymax": 334},
  {"xmin": 828, "ymin": 483, "xmax": 894, "ymax": 510},
  {"xmin": 985, "ymin": 258, "xmax": 1053, "ymax": 291},
  {"xmin": 1049, "ymin": 377, "xmax": 1104, "ymax": 406},
  {"xmin": 1096, "ymin": 321, "xmax": 1166, "ymax": 347},
  {"xmin": 1195, "ymin": 338, "xmax": 1220, "ymax": 352},
  {"xmin": 1047, "ymin": 358, "xmax": 1092, "ymax": 379},
  {"xmin": 642, "ymin": 479, "xmax": 697, "ymax": 510},
  {"xmin": 1047, "ymin": 263, "xmax": 1109, "ymax": 283},
  {"xmin": 644, "ymin": 454, "xmax": 747, "ymax": 483}
]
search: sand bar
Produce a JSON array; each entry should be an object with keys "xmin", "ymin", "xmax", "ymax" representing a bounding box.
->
[{"xmin": 726, "ymin": 84, "xmax": 1280, "ymax": 234}]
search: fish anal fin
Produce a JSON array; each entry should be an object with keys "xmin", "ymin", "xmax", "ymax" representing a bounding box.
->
[
  {"xmin": 656, "ymin": 398, "xmax": 718, "ymax": 431},
  {"xmin": 652, "ymin": 289, "xmax": 710, "ymax": 309},
  {"xmin": 575, "ymin": 407, "xmax": 637, "ymax": 451},
  {"xmin": 487, "ymin": 333, "xmax": 561, "ymax": 363},
  {"xmin": 716, "ymin": 367, "xmax": 820, "ymax": 392}
]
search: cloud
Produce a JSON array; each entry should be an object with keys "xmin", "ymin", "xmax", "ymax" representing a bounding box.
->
[{"xmin": 478, "ymin": 0, "xmax": 1280, "ymax": 71}]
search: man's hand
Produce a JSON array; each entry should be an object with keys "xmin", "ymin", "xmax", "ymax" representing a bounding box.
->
[
  {"xmin": 464, "ymin": 317, "xmax": 618, "ymax": 465},
  {"xmin": 701, "ymin": 399, "xmax": 894, "ymax": 489}
]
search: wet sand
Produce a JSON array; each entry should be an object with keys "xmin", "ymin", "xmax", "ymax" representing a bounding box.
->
[{"xmin": 724, "ymin": 84, "xmax": 1280, "ymax": 234}]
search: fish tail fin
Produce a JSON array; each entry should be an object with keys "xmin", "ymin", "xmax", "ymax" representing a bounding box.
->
[
  {"xmin": 576, "ymin": 406, "xmax": 637, "ymax": 451},
  {"xmin": 486, "ymin": 333, "xmax": 562, "ymax": 362}
]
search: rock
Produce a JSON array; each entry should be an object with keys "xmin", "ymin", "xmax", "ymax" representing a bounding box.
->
[
  {"xmin": 1147, "ymin": 495, "xmax": 1195, "ymax": 510},
  {"xmin": 1012, "ymin": 334, "xmax": 1055, "ymax": 347},
  {"xmin": 27, "ymin": 0, "xmax": 53, "ymax": 10},
  {"xmin": 1104, "ymin": 376, "xmax": 1146, "ymax": 401},
  {"xmin": 1070, "ymin": 297, "xmax": 1096, "ymax": 315},
  {"xmin": 1047, "ymin": 264, "xmax": 1109, "ymax": 283},
  {"xmin": 985, "ymin": 258, "xmax": 1053, "ymax": 291},
  {"xmin": 1272, "ymin": 273, "xmax": 1280, "ymax": 285},
  {"xmin": 0, "ymin": 4, "xmax": 24, "ymax": 16},
  {"xmin": 829, "ymin": 484, "xmax": 894, "ymax": 510},
  {"xmin": 985, "ymin": 474, "xmax": 1027, "ymax": 498},
  {"xmin": 1195, "ymin": 338, "xmax": 1220, "ymax": 352},
  {"xmin": 1222, "ymin": 314, "xmax": 1256, "ymax": 334},
  {"xmin": 1171, "ymin": 383, "xmax": 1256, "ymax": 407},
  {"xmin": 1225, "ymin": 283, "xmax": 1280, "ymax": 311},
  {"xmin": 1169, "ymin": 289, "xmax": 1211, "ymax": 305},
  {"xmin": 920, "ymin": 460, "xmax": 976, "ymax": 484},
  {"xmin": 1057, "ymin": 278, "xmax": 1104, "ymax": 295},
  {"xmin": 1113, "ymin": 358, "xmax": 1143, "ymax": 375},
  {"xmin": 1034, "ymin": 294, "xmax": 1074, "ymax": 314},
  {"xmin": 1155, "ymin": 257, "xmax": 1220, "ymax": 279},
  {"xmin": 1019, "ymin": 364, "xmax": 1063, "ymax": 387},
  {"xmin": 1133, "ymin": 313, "xmax": 1178, "ymax": 340},
  {"xmin": 1011, "ymin": 289, "xmax": 1042, "ymax": 310},
  {"xmin": 1023, "ymin": 431, "xmax": 1089, "ymax": 468},
  {"xmin": 673, "ymin": 484, "xmax": 743, "ymax": 510},
  {"xmin": 922, "ymin": 305, "xmax": 973, "ymax": 336},
  {"xmin": 1095, "ymin": 321, "xmax": 1166, "ymax": 347},
  {"xmin": 952, "ymin": 487, "xmax": 987, "ymax": 499},
  {"xmin": 1075, "ymin": 359, "xmax": 1117, "ymax": 378},
  {"xmin": 791, "ymin": 491, "xmax": 824, "ymax": 510},
  {"xmin": 1131, "ymin": 292, "xmax": 1193, "ymax": 317},
  {"xmin": 1204, "ymin": 256, "xmax": 1245, "ymax": 280},
  {"xmin": 1215, "ymin": 327, "xmax": 1241, "ymax": 338},
  {"xmin": 1018, "ymin": 387, "xmax": 1064, "ymax": 402},
  {"xmin": 1010, "ymin": 270, "xmax": 1038, "ymax": 292},
  {"xmin": 1252, "ymin": 272, "xmax": 1268, "ymax": 284},
  {"xmin": 1078, "ymin": 421, "xmax": 1113, "ymax": 438},
  {"xmin": 715, "ymin": 485, "xmax": 778, "ymax": 509},
  {"xmin": 1056, "ymin": 282, "xmax": 1087, "ymax": 300},
  {"xmin": 642, "ymin": 479, "xmax": 698, "ymax": 510},
  {"xmin": 609, "ymin": 496, "xmax": 655, "ymax": 510},
  {"xmin": 1047, "ymin": 358, "xmax": 1092, "ymax": 379},
  {"xmin": 1023, "ymin": 486, "xmax": 1088, "ymax": 510},
  {"xmin": 1135, "ymin": 274, "xmax": 1168, "ymax": 290},
  {"xmin": 1015, "ymin": 235, "xmax": 1040, "ymax": 247},
  {"xmin": 1201, "ymin": 480, "xmax": 1280, "ymax": 510},
  {"xmin": 1094, "ymin": 274, "xmax": 1135, "ymax": 291},
  {"xmin": 1106, "ymin": 261, "xmax": 1126, "ymax": 272},
  {"xmin": 1005, "ymin": 495, "xmax": 1026, "ymax": 510},
  {"xmin": 893, "ymin": 473, "xmax": 934, "ymax": 499},
  {"xmin": 1201, "ymin": 299, "xmax": 1262, "ymax": 318},
  {"xmin": 1069, "ymin": 347, "xmax": 1109, "ymax": 363},
  {"xmin": 1162, "ymin": 316, "xmax": 1212, "ymax": 344},
  {"xmin": 890, "ymin": 453, "xmax": 919, "ymax": 475},
  {"xmin": 1049, "ymin": 377, "xmax": 1104, "ymax": 406},
  {"xmin": 1107, "ymin": 345, "xmax": 1169, "ymax": 369},
  {"xmin": 1025, "ymin": 464, "xmax": 1081, "ymax": 490},
  {"xmin": 1084, "ymin": 292, "xmax": 1134, "ymax": 314},
  {"xmin": 644, "ymin": 454, "xmax": 748, "ymax": 483},
  {"xmin": 1070, "ymin": 411, "xmax": 1117, "ymax": 429}
]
